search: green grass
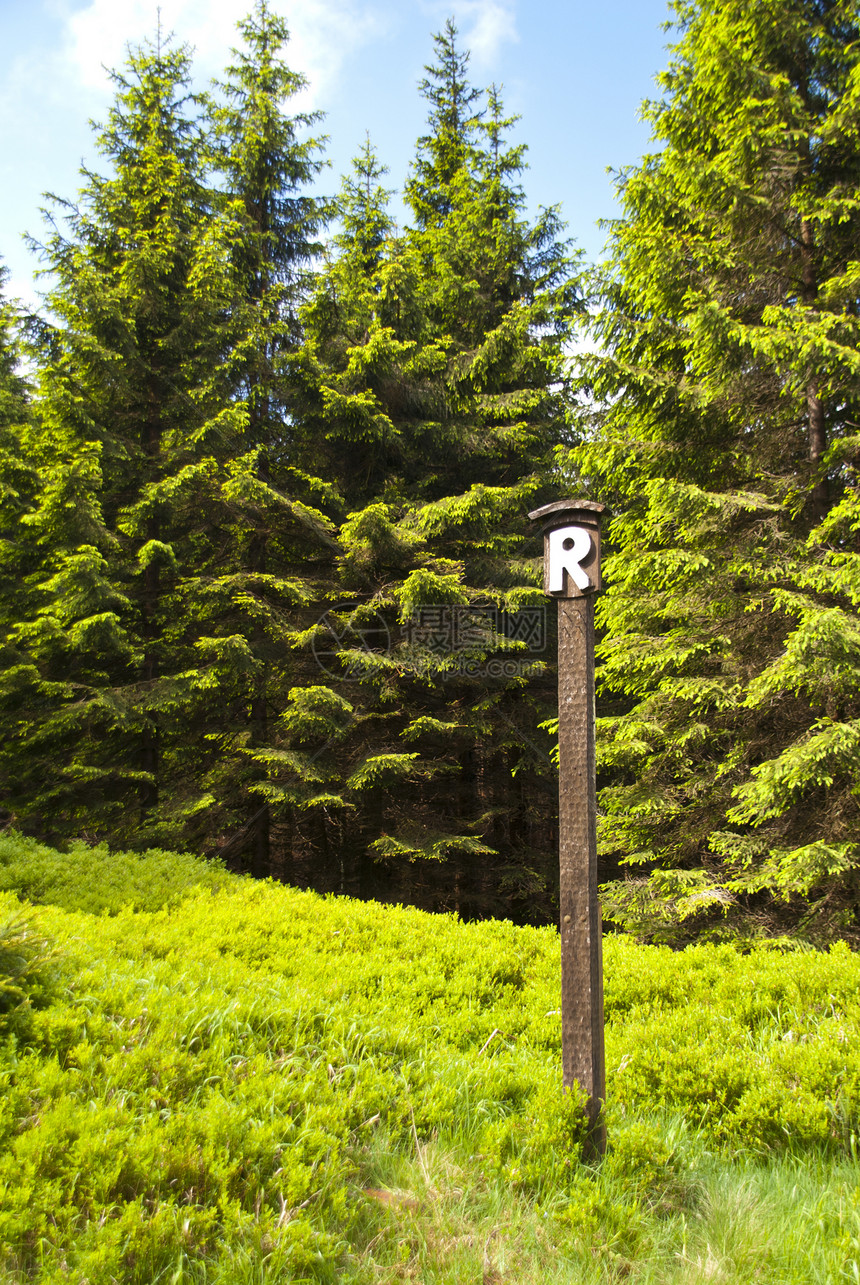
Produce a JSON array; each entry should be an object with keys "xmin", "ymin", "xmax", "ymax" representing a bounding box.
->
[{"xmin": 0, "ymin": 830, "xmax": 859, "ymax": 1282}]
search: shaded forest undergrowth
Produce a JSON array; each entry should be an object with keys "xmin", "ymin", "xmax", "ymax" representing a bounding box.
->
[{"xmin": 1, "ymin": 832, "xmax": 860, "ymax": 1283}]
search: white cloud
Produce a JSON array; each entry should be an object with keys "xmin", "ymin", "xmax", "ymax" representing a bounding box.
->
[
  {"xmin": 457, "ymin": 0, "xmax": 518, "ymax": 68},
  {"xmin": 418, "ymin": 0, "xmax": 518, "ymax": 70},
  {"xmin": 63, "ymin": 0, "xmax": 242, "ymax": 93},
  {"xmin": 59, "ymin": 0, "xmax": 385, "ymax": 108}
]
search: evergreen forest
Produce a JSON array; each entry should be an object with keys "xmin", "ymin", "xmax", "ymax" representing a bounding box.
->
[{"xmin": 3, "ymin": 0, "xmax": 860, "ymax": 947}]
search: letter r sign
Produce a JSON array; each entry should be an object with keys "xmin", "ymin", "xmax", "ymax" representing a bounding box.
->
[
  {"xmin": 528, "ymin": 499, "xmax": 604, "ymax": 599},
  {"xmin": 548, "ymin": 526, "xmax": 593, "ymax": 593}
]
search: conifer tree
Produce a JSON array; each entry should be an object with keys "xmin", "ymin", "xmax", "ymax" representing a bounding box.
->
[
  {"xmin": 575, "ymin": 0, "xmax": 860, "ymax": 941},
  {"xmin": 298, "ymin": 136, "xmax": 434, "ymax": 505},
  {"xmin": 280, "ymin": 29, "xmax": 584, "ymax": 917},
  {"xmin": 406, "ymin": 17, "xmax": 483, "ymax": 228},
  {"xmin": 402, "ymin": 34, "xmax": 581, "ymax": 913},
  {"xmin": 9, "ymin": 32, "xmax": 248, "ymax": 841},
  {"xmin": 4, "ymin": 11, "xmax": 336, "ymax": 855},
  {"xmin": 192, "ymin": 0, "xmax": 332, "ymax": 874},
  {"xmin": 280, "ymin": 140, "xmax": 462, "ymax": 899},
  {"xmin": 211, "ymin": 0, "xmax": 328, "ymax": 432}
]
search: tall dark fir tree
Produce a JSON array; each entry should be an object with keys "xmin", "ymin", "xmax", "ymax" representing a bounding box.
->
[
  {"xmin": 191, "ymin": 0, "xmax": 333, "ymax": 874},
  {"xmin": 271, "ymin": 22, "xmax": 584, "ymax": 919},
  {"xmin": 7, "ymin": 29, "xmax": 272, "ymax": 844}
]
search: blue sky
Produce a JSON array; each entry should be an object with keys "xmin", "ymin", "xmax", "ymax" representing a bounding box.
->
[{"xmin": 0, "ymin": 0, "xmax": 674, "ymax": 309}]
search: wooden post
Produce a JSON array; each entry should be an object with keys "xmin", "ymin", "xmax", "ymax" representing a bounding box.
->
[{"xmin": 529, "ymin": 499, "xmax": 606, "ymax": 1156}]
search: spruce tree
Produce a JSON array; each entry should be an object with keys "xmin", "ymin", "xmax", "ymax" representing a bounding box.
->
[
  {"xmin": 280, "ymin": 29, "xmax": 584, "ymax": 918},
  {"xmin": 575, "ymin": 0, "xmax": 860, "ymax": 941},
  {"xmin": 10, "ymin": 32, "xmax": 247, "ymax": 842},
  {"xmin": 211, "ymin": 0, "xmax": 327, "ymax": 429},
  {"xmin": 297, "ymin": 135, "xmax": 432, "ymax": 505},
  {"xmin": 4, "ymin": 10, "xmax": 337, "ymax": 855},
  {"xmin": 281, "ymin": 139, "xmax": 461, "ymax": 900},
  {"xmin": 395, "ymin": 38, "xmax": 581, "ymax": 917},
  {"xmin": 406, "ymin": 17, "xmax": 484, "ymax": 228},
  {"xmin": 190, "ymin": 0, "xmax": 332, "ymax": 874}
]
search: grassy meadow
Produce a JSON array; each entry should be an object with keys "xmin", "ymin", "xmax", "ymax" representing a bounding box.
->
[{"xmin": 1, "ymin": 832, "xmax": 859, "ymax": 1283}]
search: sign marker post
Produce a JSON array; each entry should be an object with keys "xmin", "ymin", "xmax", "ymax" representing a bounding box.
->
[{"xmin": 529, "ymin": 499, "xmax": 606, "ymax": 1156}]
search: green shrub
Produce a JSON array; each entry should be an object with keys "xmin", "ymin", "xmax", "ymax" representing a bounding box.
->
[
  {"xmin": 603, "ymin": 937, "xmax": 860, "ymax": 1150},
  {"xmin": 555, "ymin": 1178, "xmax": 646, "ymax": 1262},
  {"xmin": 0, "ymin": 831, "xmax": 228, "ymax": 915},
  {"xmin": 0, "ymin": 892, "xmax": 57, "ymax": 1040},
  {"xmin": 480, "ymin": 1078, "xmax": 589, "ymax": 1195},
  {"xmin": 602, "ymin": 1117, "xmax": 697, "ymax": 1215}
]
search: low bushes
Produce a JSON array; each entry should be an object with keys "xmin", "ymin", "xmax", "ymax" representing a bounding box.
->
[
  {"xmin": 0, "ymin": 831, "xmax": 227, "ymax": 915},
  {"xmin": 0, "ymin": 834, "xmax": 858, "ymax": 1281}
]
